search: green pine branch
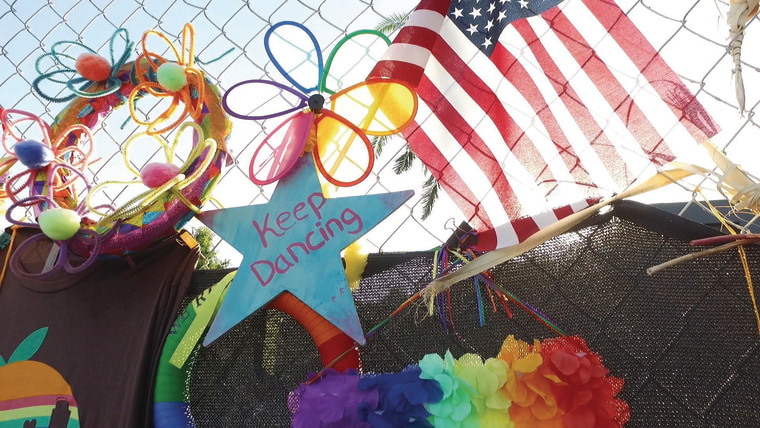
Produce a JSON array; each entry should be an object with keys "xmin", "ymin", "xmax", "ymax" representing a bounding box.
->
[{"xmin": 371, "ymin": 135, "xmax": 390, "ymax": 157}]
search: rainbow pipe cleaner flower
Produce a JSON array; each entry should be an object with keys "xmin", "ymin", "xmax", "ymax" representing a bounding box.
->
[
  {"xmin": 32, "ymin": 28, "xmax": 133, "ymax": 103},
  {"xmin": 0, "ymin": 109, "xmax": 94, "ymax": 209},
  {"xmin": 5, "ymin": 176, "xmax": 102, "ymax": 280},
  {"xmin": 0, "ymin": 109, "xmax": 102, "ymax": 279},
  {"xmin": 129, "ymin": 23, "xmax": 206, "ymax": 135},
  {"xmin": 222, "ymin": 21, "xmax": 417, "ymax": 187},
  {"xmin": 289, "ymin": 335, "xmax": 629, "ymax": 428}
]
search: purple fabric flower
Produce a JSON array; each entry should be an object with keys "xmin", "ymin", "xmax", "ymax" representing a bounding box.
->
[
  {"xmin": 358, "ymin": 365, "xmax": 442, "ymax": 427},
  {"xmin": 289, "ymin": 368, "xmax": 379, "ymax": 427}
]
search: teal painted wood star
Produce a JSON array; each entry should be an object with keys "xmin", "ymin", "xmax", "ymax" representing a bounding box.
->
[{"xmin": 197, "ymin": 155, "xmax": 413, "ymax": 345}]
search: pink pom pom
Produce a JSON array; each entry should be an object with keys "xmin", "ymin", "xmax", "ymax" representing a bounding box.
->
[
  {"xmin": 75, "ymin": 53, "xmax": 112, "ymax": 82},
  {"xmin": 141, "ymin": 162, "xmax": 181, "ymax": 188}
]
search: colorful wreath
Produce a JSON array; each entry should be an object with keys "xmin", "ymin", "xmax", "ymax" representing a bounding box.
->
[{"xmin": 4, "ymin": 25, "xmax": 231, "ymax": 278}]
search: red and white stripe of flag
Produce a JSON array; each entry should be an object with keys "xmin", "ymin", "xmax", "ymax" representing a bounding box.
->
[{"xmin": 371, "ymin": 0, "xmax": 718, "ymax": 250}]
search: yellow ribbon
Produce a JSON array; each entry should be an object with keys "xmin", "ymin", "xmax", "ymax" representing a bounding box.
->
[
  {"xmin": 169, "ymin": 270, "xmax": 234, "ymax": 368},
  {"xmin": 420, "ymin": 165, "xmax": 696, "ymax": 310},
  {"xmin": 422, "ymin": 139, "xmax": 760, "ymax": 332}
]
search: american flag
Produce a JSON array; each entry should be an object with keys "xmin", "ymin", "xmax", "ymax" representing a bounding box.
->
[{"xmin": 370, "ymin": 0, "xmax": 719, "ymax": 250}]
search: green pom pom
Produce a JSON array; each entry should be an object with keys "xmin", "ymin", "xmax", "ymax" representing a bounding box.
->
[
  {"xmin": 38, "ymin": 208, "xmax": 81, "ymax": 241},
  {"xmin": 157, "ymin": 62, "xmax": 188, "ymax": 92}
]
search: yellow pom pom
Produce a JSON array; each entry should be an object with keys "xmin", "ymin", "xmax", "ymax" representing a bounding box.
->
[{"xmin": 343, "ymin": 241, "xmax": 368, "ymax": 292}]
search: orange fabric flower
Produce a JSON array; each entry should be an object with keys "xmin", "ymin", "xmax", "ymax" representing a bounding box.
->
[{"xmin": 498, "ymin": 335, "xmax": 564, "ymax": 427}]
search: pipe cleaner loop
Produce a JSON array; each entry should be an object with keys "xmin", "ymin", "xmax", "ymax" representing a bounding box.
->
[
  {"xmin": 129, "ymin": 23, "xmax": 206, "ymax": 135},
  {"xmin": 32, "ymin": 28, "xmax": 133, "ymax": 103},
  {"xmin": 86, "ymin": 121, "xmax": 217, "ymax": 230},
  {"xmin": 222, "ymin": 22, "xmax": 417, "ymax": 187},
  {"xmin": 5, "ymin": 164, "xmax": 102, "ymax": 280},
  {"xmin": 0, "ymin": 109, "xmax": 94, "ymax": 212}
]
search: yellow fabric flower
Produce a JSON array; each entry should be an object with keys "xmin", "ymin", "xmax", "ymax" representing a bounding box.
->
[{"xmin": 454, "ymin": 353, "xmax": 513, "ymax": 427}]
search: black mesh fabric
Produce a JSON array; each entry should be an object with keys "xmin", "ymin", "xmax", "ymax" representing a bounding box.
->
[{"xmin": 181, "ymin": 200, "xmax": 760, "ymax": 426}]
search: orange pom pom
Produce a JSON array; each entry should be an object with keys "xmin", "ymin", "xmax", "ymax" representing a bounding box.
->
[{"xmin": 75, "ymin": 53, "xmax": 111, "ymax": 82}]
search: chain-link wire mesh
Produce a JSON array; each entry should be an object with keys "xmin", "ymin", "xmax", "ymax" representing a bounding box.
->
[
  {"xmin": 3, "ymin": 0, "xmax": 760, "ymax": 260},
  {"xmin": 4, "ymin": 1, "xmax": 760, "ymax": 426},
  {"xmin": 0, "ymin": 0, "xmax": 461, "ymax": 264}
]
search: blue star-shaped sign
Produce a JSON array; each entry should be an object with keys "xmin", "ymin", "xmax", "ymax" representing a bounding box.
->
[{"xmin": 197, "ymin": 155, "xmax": 413, "ymax": 345}]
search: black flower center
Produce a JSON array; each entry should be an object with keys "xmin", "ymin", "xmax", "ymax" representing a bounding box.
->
[{"xmin": 308, "ymin": 93, "xmax": 325, "ymax": 113}]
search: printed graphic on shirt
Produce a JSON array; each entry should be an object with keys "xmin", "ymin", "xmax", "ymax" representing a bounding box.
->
[{"xmin": 0, "ymin": 328, "xmax": 79, "ymax": 428}]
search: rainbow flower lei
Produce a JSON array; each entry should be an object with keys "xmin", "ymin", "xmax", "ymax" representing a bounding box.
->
[{"xmin": 289, "ymin": 335, "xmax": 629, "ymax": 427}]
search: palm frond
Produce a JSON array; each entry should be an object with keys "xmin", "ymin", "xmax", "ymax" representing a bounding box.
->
[
  {"xmin": 371, "ymin": 135, "xmax": 391, "ymax": 158},
  {"xmin": 420, "ymin": 173, "xmax": 441, "ymax": 220},
  {"xmin": 375, "ymin": 11, "xmax": 412, "ymax": 35},
  {"xmin": 392, "ymin": 145, "xmax": 417, "ymax": 174}
]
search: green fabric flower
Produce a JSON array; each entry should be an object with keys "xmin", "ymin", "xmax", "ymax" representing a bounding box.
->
[
  {"xmin": 418, "ymin": 350, "xmax": 515, "ymax": 427},
  {"xmin": 419, "ymin": 351, "xmax": 475, "ymax": 426},
  {"xmin": 456, "ymin": 354, "xmax": 514, "ymax": 427}
]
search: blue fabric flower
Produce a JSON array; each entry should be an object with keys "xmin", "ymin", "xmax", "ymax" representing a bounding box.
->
[{"xmin": 358, "ymin": 365, "xmax": 442, "ymax": 427}]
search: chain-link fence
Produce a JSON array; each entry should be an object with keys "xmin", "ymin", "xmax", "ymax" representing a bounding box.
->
[
  {"xmin": 5, "ymin": 2, "xmax": 760, "ymax": 426},
  {"xmin": 2, "ymin": 0, "xmax": 760, "ymax": 262}
]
